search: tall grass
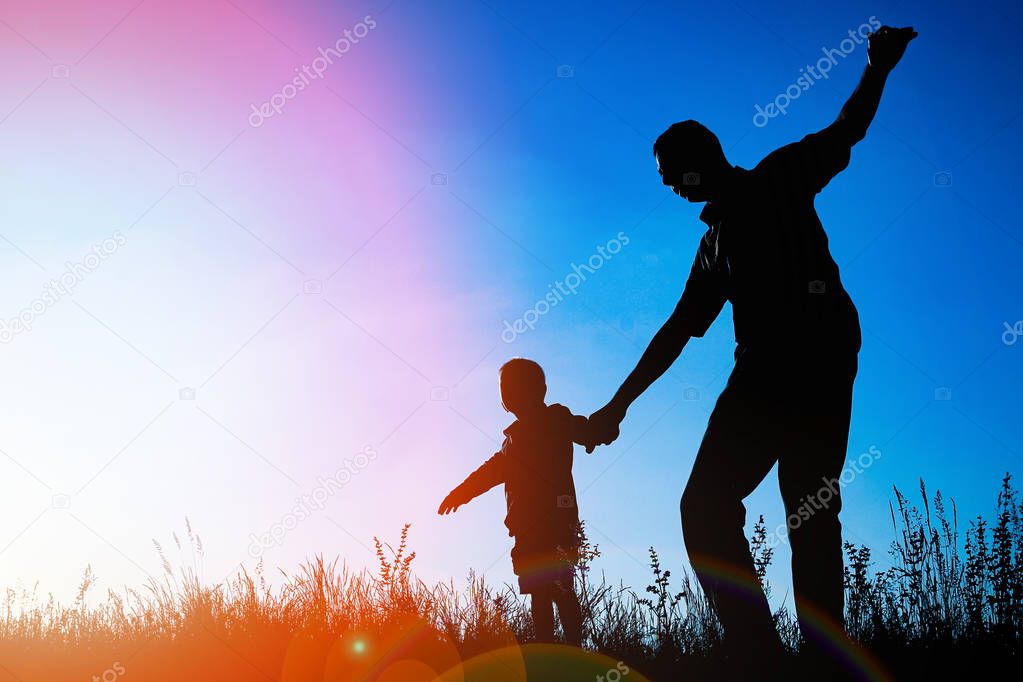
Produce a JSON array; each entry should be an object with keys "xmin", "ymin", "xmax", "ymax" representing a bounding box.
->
[
  {"xmin": 1, "ymin": 477, "xmax": 1020, "ymax": 680},
  {"xmin": 840, "ymin": 474, "xmax": 1023, "ymax": 677}
]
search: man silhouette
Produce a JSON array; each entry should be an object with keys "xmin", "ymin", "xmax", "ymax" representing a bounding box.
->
[{"xmin": 588, "ymin": 25, "xmax": 916, "ymax": 675}]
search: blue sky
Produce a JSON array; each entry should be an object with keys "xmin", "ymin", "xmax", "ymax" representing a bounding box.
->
[
  {"xmin": 407, "ymin": 0, "xmax": 1023, "ymax": 599},
  {"xmin": 1, "ymin": 0, "xmax": 1020, "ymax": 608}
]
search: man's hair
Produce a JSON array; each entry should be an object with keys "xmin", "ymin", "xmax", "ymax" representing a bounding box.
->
[
  {"xmin": 499, "ymin": 358, "xmax": 546, "ymax": 406},
  {"xmin": 652, "ymin": 120, "xmax": 725, "ymax": 166}
]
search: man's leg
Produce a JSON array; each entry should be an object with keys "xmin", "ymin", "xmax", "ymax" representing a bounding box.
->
[
  {"xmin": 530, "ymin": 590, "xmax": 556, "ymax": 643},
  {"xmin": 777, "ymin": 358, "xmax": 856, "ymax": 661},
  {"xmin": 681, "ymin": 380, "xmax": 784, "ymax": 654},
  {"xmin": 553, "ymin": 584, "xmax": 583, "ymax": 646}
]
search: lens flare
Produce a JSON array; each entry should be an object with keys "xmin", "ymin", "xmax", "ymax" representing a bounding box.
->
[
  {"xmin": 690, "ymin": 556, "xmax": 895, "ymax": 681},
  {"xmin": 439, "ymin": 644, "xmax": 650, "ymax": 682}
]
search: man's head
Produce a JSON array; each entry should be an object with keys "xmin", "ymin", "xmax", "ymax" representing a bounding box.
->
[
  {"xmin": 653, "ymin": 120, "xmax": 732, "ymax": 202},
  {"xmin": 499, "ymin": 358, "xmax": 546, "ymax": 416}
]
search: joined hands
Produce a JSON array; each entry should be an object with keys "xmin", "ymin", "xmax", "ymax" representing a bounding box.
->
[{"xmin": 583, "ymin": 401, "xmax": 627, "ymax": 454}]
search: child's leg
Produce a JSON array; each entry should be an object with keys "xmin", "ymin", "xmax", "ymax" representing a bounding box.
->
[
  {"xmin": 553, "ymin": 585, "xmax": 583, "ymax": 647},
  {"xmin": 529, "ymin": 590, "xmax": 556, "ymax": 643}
]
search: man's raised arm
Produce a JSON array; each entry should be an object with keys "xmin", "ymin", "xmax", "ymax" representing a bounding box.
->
[
  {"xmin": 586, "ymin": 307, "xmax": 692, "ymax": 451},
  {"xmin": 587, "ymin": 230, "xmax": 726, "ymax": 450},
  {"xmin": 832, "ymin": 25, "xmax": 917, "ymax": 146}
]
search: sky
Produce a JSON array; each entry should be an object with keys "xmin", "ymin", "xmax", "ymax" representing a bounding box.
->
[{"xmin": 0, "ymin": 0, "xmax": 1020, "ymax": 610}]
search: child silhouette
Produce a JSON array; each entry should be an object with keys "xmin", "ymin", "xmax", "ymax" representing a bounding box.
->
[{"xmin": 438, "ymin": 358, "xmax": 593, "ymax": 645}]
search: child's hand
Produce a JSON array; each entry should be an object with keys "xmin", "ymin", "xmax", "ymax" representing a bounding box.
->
[
  {"xmin": 572, "ymin": 416, "xmax": 601, "ymax": 454},
  {"xmin": 581, "ymin": 426, "xmax": 601, "ymax": 455},
  {"xmin": 437, "ymin": 489, "xmax": 465, "ymax": 515}
]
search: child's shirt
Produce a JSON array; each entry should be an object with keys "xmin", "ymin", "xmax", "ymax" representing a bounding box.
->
[{"xmin": 452, "ymin": 403, "xmax": 588, "ymax": 544}]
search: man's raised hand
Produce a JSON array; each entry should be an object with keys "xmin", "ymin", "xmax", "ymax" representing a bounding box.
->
[{"xmin": 868, "ymin": 25, "xmax": 917, "ymax": 72}]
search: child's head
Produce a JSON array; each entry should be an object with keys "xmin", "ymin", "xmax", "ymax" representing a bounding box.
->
[{"xmin": 499, "ymin": 358, "xmax": 547, "ymax": 416}]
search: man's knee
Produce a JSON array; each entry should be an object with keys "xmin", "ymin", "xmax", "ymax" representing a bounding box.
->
[
  {"xmin": 681, "ymin": 484, "xmax": 744, "ymax": 544},
  {"xmin": 787, "ymin": 507, "xmax": 841, "ymax": 552},
  {"xmin": 553, "ymin": 589, "xmax": 581, "ymax": 615}
]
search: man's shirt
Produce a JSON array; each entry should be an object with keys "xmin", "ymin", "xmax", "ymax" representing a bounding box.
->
[{"xmin": 675, "ymin": 122, "xmax": 862, "ymax": 355}]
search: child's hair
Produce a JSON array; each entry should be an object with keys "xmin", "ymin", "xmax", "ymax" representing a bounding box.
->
[{"xmin": 499, "ymin": 358, "xmax": 546, "ymax": 412}]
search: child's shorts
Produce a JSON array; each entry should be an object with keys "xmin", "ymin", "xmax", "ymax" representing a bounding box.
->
[{"xmin": 510, "ymin": 534, "xmax": 578, "ymax": 595}]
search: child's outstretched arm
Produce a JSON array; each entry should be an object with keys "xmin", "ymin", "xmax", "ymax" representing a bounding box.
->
[{"xmin": 437, "ymin": 449, "xmax": 506, "ymax": 515}]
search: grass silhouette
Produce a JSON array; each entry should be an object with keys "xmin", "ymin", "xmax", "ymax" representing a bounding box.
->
[{"xmin": 1, "ymin": 478, "xmax": 1021, "ymax": 681}]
